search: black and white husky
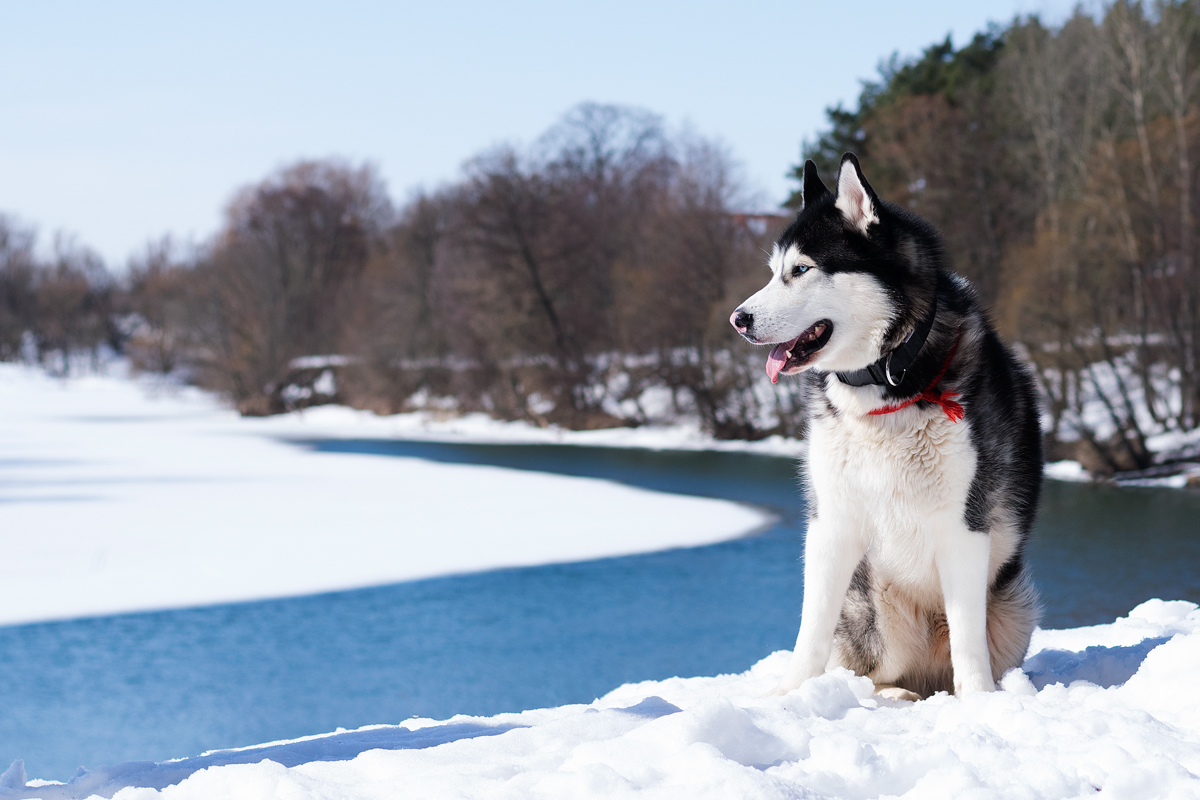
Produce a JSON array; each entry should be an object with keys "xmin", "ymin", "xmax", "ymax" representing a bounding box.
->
[{"xmin": 732, "ymin": 154, "xmax": 1042, "ymax": 699}]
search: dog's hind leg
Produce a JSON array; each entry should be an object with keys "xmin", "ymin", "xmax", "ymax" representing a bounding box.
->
[
  {"xmin": 873, "ymin": 684, "xmax": 922, "ymax": 702},
  {"xmin": 936, "ymin": 523, "xmax": 995, "ymax": 694},
  {"xmin": 769, "ymin": 516, "xmax": 867, "ymax": 696}
]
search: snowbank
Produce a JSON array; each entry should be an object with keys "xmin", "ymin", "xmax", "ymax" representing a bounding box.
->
[
  {"xmin": 0, "ymin": 363, "xmax": 768, "ymax": 626},
  {"xmin": 227, "ymin": 391, "xmax": 808, "ymax": 456},
  {"xmin": 5, "ymin": 599, "xmax": 1198, "ymax": 799}
]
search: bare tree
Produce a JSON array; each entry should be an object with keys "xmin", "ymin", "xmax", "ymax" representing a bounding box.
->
[
  {"xmin": 123, "ymin": 238, "xmax": 196, "ymax": 374},
  {"xmin": 193, "ymin": 160, "xmax": 392, "ymax": 412},
  {"xmin": 1155, "ymin": 0, "xmax": 1200, "ymax": 426},
  {"xmin": 33, "ymin": 235, "xmax": 113, "ymax": 375},
  {"xmin": 338, "ymin": 191, "xmax": 453, "ymax": 413},
  {"xmin": 0, "ymin": 216, "xmax": 38, "ymax": 361}
]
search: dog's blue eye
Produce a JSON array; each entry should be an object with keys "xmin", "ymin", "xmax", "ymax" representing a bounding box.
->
[{"xmin": 793, "ymin": 264, "xmax": 809, "ymax": 276}]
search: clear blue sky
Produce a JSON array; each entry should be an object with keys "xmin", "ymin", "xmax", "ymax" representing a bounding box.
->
[{"xmin": 1, "ymin": 0, "xmax": 1077, "ymax": 268}]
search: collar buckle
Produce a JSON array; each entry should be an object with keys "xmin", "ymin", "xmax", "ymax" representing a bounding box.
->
[{"xmin": 834, "ymin": 294, "xmax": 938, "ymax": 389}]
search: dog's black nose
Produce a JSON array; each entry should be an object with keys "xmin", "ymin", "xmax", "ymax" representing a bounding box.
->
[{"xmin": 730, "ymin": 309, "xmax": 753, "ymax": 332}]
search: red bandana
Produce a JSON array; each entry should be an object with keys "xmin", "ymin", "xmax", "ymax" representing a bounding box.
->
[{"xmin": 867, "ymin": 335, "xmax": 964, "ymax": 423}]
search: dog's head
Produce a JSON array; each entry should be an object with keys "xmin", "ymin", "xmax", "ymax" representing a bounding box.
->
[{"xmin": 731, "ymin": 153, "xmax": 922, "ymax": 383}]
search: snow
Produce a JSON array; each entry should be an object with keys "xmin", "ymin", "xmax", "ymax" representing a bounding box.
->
[
  {"xmin": 1037, "ymin": 355, "xmax": 1200, "ymax": 484},
  {"xmin": 1045, "ymin": 458, "xmax": 1200, "ymax": 488},
  {"xmin": 0, "ymin": 362, "xmax": 769, "ymax": 627},
  {"xmin": 1043, "ymin": 460, "xmax": 1092, "ymax": 483},
  {"xmin": 5, "ymin": 600, "xmax": 1199, "ymax": 799},
  {"xmin": 267, "ymin": 400, "xmax": 808, "ymax": 457},
  {"xmin": 1116, "ymin": 473, "xmax": 1193, "ymax": 489}
]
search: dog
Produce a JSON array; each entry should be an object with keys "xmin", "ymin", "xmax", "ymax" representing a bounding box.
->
[{"xmin": 731, "ymin": 154, "xmax": 1042, "ymax": 699}]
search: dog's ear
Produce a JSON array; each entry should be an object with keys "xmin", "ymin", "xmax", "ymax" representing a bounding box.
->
[
  {"xmin": 802, "ymin": 160, "xmax": 829, "ymax": 208},
  {"xmin": 834, "ymin": 153, "xmax": 879, "ymax": 235}
]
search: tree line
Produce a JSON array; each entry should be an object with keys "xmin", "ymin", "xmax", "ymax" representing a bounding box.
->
[
  {"xmin": 4, "ymin": 0, "xmax": 1199, "ymax": 475},
  {"xmin": 0, "ymin": 223, "xmax": 115, "ymax": 374},
  {"xmin": 1, "ymin": 104, "xmax": 801, "ymax": 438}
]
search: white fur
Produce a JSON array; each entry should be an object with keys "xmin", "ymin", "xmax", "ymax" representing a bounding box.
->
[
  {"xmin": 738, "ymin": 248, "xmax": 894, "ymax": 374},
  {"xmin": 774, "ymin": 394, "xmax": 998, "ymax": 696},
  {"xmin": 937, "ymin": 522, "xmax": 996, "ymax": 693},
  {"xmin": 835, "ymin": 162, "xmax": 878, "ymax": 235}
]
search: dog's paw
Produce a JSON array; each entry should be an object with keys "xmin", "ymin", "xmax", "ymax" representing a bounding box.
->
[
  {"xmin": 953, "ymin": 676, "xmax": 996, "ymax": 695},
  {"xmin": 760, "ymin": 683, "xmax": 794, "ymax": 698},
  {"xmin": 874, "ymin": 686, "xmax": 922, "ymax": 703}
]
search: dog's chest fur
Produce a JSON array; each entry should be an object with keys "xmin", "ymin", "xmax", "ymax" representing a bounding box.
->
[{"xmin": 806, "ymin": 387, "xmax": 977, "ymax": 593}]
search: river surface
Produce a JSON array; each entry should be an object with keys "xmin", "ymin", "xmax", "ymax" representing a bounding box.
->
[{"xmin": 2, "ymin": 440, "xmax": 1197, "ymax": 780}]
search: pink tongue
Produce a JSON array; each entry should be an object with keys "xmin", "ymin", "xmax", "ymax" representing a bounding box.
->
[{"xmin": 766, "ymin": 343, "xmax": 791, "ymax": 384}]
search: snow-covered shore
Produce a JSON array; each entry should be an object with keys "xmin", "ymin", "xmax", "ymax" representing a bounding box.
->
[
  {"xmin": 0, "ymin": 363, "xmax": 769, "ymax": 627},
  {"xmin": 5, "ymin": 599, "xmax": 1198, "ymax": 799}
]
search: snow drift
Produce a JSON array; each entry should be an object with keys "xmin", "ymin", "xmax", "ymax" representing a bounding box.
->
[{"xmin": 5, "ymin": 600, "xmax": 1198, "ymax": 800}]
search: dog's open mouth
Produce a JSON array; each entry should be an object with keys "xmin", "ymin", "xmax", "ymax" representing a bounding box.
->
[{"xmin": 766, "ymin": 320, "xmax": 833, "ymax": 383}]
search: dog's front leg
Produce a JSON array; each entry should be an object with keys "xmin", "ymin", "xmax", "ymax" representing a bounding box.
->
[
  {"xmin": 769, "ymin": 517, "xmax": 866, "ymax": 695},
  {"xmin": 936, "ymin": 525, "xmax": 995, "ymax": 694}
]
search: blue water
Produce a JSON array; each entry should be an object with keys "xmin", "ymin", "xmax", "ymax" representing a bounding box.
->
[{"xmin": 1, "ymin": 441, "xmax": 1197, "ymax": 780}]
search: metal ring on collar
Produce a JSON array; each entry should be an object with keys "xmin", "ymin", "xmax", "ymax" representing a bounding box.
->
[{"xmin": 885, "ymin": 353, "xmax": 905, "ymax": 387}]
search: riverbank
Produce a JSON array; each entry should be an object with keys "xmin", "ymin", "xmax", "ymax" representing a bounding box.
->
[{"xmin": 198, "ymin": 379, "xmax": 1200, "ymax": 490}]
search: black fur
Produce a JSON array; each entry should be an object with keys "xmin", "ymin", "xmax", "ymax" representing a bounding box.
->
[{"xmin": 835, "ymin": 558, "xmax": 883, "ymax": 675}]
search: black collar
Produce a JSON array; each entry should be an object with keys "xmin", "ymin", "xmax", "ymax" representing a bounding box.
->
[{"xmin": 835, "ymin": 296, "xmax": 938, "ymax": 388}]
